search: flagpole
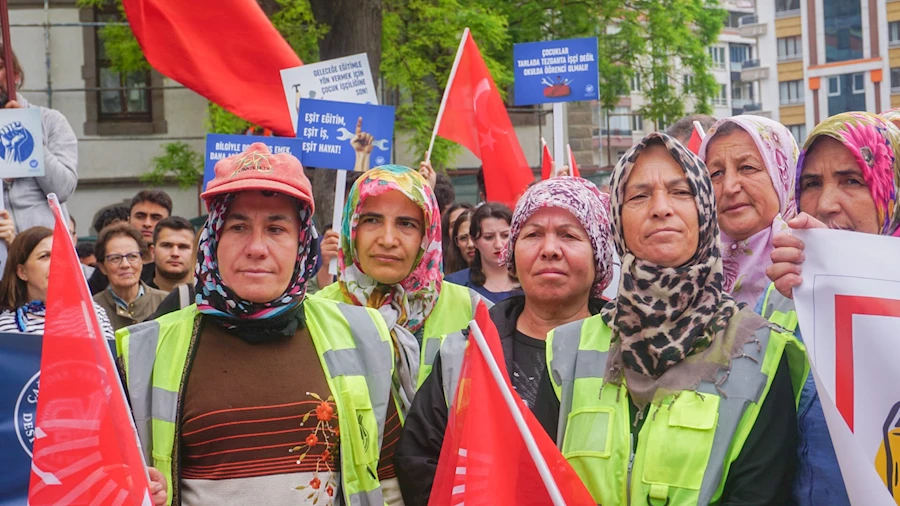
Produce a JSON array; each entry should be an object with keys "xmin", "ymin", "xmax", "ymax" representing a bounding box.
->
[
  {"xmin": 426, "ymin": 27, "xmax": 470, "ymax": 164},
  {"xmin": 0, "ymin": 0, "xmax": 15, "ymax": 101},
  {"xmin": 693, "ymin": 120, "xmax": 707, "ymax": 140},
  {"xmin": 468, "ymin": 320, "xmax": 567, "ymax": 506}
]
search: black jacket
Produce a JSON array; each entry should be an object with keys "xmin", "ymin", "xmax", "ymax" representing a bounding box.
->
[{"xmin": 394, "ymin": 295, "xmax": 603, "ymax": 505}]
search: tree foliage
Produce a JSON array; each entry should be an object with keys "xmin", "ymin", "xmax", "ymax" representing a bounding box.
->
[
  {"xmin": 140, "ymin": 141, "xmax": 204, "ymax": 189},
  {"xmin": 79, "ymin": 0, "xmax": 724, "ymax": 170}
]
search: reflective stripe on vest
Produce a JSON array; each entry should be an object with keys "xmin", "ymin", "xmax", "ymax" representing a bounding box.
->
[
  {"xmin": 419, "ymin": 284, "xmax": 485, "ymax": 387},
  {"xmin": 548, "ymin": 315, "xmax": 783, "ymax": 506},
  {"xmin": 548, "ymin": 318, "xmax": 610, "ymax": 446},
  {"xmin": 123, "ymin": 319, "xmax": 164, "ymax": 465},
  {"xmin": 333, "ymin": 302, "xmax": 392, "ymax": 460},
  {"xmin": 439, "ymin": 330, "xmax": 469, "ymax": 406},
  {"xmin": 120, "ymin": 300, "xmax": 392, "ymax": 506},
  {"xmin": 760, "ymin": 283, "xmax": 809, "ymax": 407},
  {"xmin": 761, "ymin": 283, "xmax": 799, "ymax": 333}
]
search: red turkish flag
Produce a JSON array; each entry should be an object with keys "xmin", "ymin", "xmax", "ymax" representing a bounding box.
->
[
  {"xmin": 123, "ymin": 0, "xmax": 302, "ymax": 136},
  {"xmin": 687, "ymin": 126, "xmax": 703, "ymax": 155},
  {"xmin": 429, "ymin": 303, "xmax": 594, "ymax": 506},
  {"xmin": 541, "ymin": 138, "xmax": 553, "ymax": 180},
  {"xmin": 435, "ymin": 30, "xmax": 535, "ymax": 208},
  {"xmin": 567, "ymin": 143, "xmax": 581, "ymax": 178},
  {"xmin": 28, "ymin": 196, "xmax": 151, "ymax": 505}
]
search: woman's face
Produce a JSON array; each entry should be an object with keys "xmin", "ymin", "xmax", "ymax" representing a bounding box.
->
[
  {"xmin": 455, "ymin": 219, "xmax": 475, "ymax": 265},
  {"xmin": 705, "ymin": 129, "xmax": 780, "ymax": 241},
  {"xmin": 99, "ymin": 236, "xmax": 143, "ymax": 292},
  {"xmin": 16, "ymin": 237, "xmax": 52, "ymax": 302},
  {"xmin": 355, "ymin": 190, "xmax": 425, "ymax": 285},
  {"xmin": 514, "ymin": 207, "xmax": 595, "ymax": 306},
  {"xmin": 621, "ymin": 144, "xmax": 700, "ymax": 267},
  {"xmin": 448, "ymin": 207, "xmax": 467, "ymax": 230},
  {"xmin": 798, "ymin": 136, "xmax": 880, "ymax": 233},
  {"xmin": 474, "ymin": 217, "xmax": 511, "ymax": 268}
]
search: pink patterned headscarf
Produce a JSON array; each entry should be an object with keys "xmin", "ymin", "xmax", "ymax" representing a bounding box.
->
[
  {"xmin": 501, "ymin": 177, "xmax": 614, "ymax": 298},
  {"xmin": 699, "ymin": 115, "xmax": 800, "ymax": 307},
  {"xmin": 338, "ymin": 165, "xmax": 442, "ymax": 411},
  {"xmin": 798, "ymin": 112, "xmax": 900, "ymax": 237}
]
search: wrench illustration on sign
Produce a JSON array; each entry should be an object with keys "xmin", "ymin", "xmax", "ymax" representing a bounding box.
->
[{"xmin": 336, "ymin": 127, "xmax": 390, "ymax": 151}]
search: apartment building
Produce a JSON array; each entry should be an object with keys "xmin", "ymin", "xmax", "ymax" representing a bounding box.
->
[
  {"xmin": 741, "ymin": 0, "xmax": 894, "ymax": 145},
  {"xmin": 592, "ymin": 0, "xmax": 760, "ymax": 168}
]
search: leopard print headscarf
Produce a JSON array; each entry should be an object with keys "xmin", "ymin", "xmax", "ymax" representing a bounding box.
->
[{"xmin": 601, "ymin": 132, "xmax": 740, "ymax": 379}]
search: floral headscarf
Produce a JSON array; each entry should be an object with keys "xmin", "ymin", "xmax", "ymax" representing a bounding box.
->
[
  {"xmin": 501, "ymin": 177, "xmax": 614, "ymax": 298},
  {"xmin": 698, "ymin": 116, "xmax": 800, "ymax": 306},
  {"xmin": 602, "ymin": 132, "xmax": 741, "ymax": 384},
  {"xmin": 798, "ymin": 112, "xmax": 900, "ymax": 237},
  {"xmin": 195, "ymin": 193, "xmax": 318, "ymax": 326},
  {"xmin": 338, "ymin": 165, "xmax": 442, "ymax": 412},
  {"xmin": 881, "ymin": 108, "xmax": 900, "ymax": 130}
]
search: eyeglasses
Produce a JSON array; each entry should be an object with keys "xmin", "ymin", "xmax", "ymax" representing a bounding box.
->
[
  {"xmin": 105, "ymin": 252, "xmax": 142, "ymax": 266},
  {"xmin": 456, "ymin": 234, "xmax": 471, "ymax": 244}
]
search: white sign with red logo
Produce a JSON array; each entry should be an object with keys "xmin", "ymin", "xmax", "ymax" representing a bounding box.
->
[{"xmin": 794, "ymin": 228, "xmax": 900, "ymax": 506}]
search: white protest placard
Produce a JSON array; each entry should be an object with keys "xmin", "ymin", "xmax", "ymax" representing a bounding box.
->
[
  {"xmin": 280, "ymin": 53, "xmax": 378, "ymax": 135},
  {"xmin": 281, "ymin": 53, "xmax": 379, "ymax": 275},
  {"xmin": 793, "ymin": 229, "xmax": 900, "ymax": 506},
  {"xmin": 0, "ymin": 108, "xmax": 44, "ymax": 178}
]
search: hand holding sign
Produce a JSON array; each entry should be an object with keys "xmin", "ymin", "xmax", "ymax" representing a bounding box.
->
[{"xmin": 766, "ymin": 212, "xmax": 829, "ymax": 299}]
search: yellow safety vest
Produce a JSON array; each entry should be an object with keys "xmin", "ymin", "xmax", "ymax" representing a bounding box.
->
[
  {"xmin": 116, "ymin": 298, "xmax": 394, "ymax": 506},
  {"xmin": 546, "ymin": 312, "xmax": 808, "ymax": 506},
  {"xmin": 314, "ymin": 281, "xmax": 484, "ymax": 387}
]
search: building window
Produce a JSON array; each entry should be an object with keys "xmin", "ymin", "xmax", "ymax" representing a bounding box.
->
[
  {"xmin": 891, "ymin": 68, "xmax": 900, "ymax": 93},
  {"xmin": 713, "ymin": 84, "xmax": 728, "ymax": 106},
  {"xmin": 777, "ymin": 36, "xmax": 802, "ymax": 61},
  {"xmin": 824, "ymin": 0, "xmax": 862, "ymax": 63},
  {"xmin": 631, "ymin": 114, "xmax": 644, "ymax": 132},
  {"xmin": 683, "ymin": 74, "xmax": 693, "ymax": 89},
  {"xmin": 828, "ymin": 76, "xmax": 840, "ymax": 96},
  {"xmin": 631, "ymin": 74, "xmax": 642, "ymax": 92},
  {"xmin": 852, "ymin": 73, "xmax": 864, "ymax": 94},
  {"xmin": 709, "ymin": 46, "xmax": 727, "ymax": 69},
  {"xmin": 890, "ymin": 21, "xmax": 900, "ymax": 45},
  {"xmin": 599, "ymin": 106, "xmax": 633, "ymax": 136},
  {"xmin": 788, "ymin": 124, "xmax": 807, "ymax": 144},
  {"xmin": 776, "ymin": 0, "xmax": 800, "ymax": 14},
  {"xmin": 730, "ymin": 44, "xmax": 750, "ymax": 64},
  {"xmin": 827, "ymin": 73, "xmax": 866, "ymax": 116},
  {"xmin": 779, "ymin": 80, "xmax": 804, "ymax": 105},
  {"xmin": 95, "ymin": 11, "xmax": 151, "ymax": 121},
  {"xmin": 81, "ymin": 7, "xmax": 166, "ymax": 135}
]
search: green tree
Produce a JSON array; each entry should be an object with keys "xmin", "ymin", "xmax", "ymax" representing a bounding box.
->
[
  {"xmin": 140, "ymin": 141, "xmax": 203, "ymax": 189},
  {"xmin": 80, "ymin": 0, "xmax": 723, "ymax": 165}
]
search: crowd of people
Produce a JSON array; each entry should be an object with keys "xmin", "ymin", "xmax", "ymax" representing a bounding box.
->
[{"xmin": 5, "ymin": 40, "xmax": 899, "ymax": 506}]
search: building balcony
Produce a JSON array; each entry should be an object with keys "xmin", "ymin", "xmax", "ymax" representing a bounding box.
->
[
  {"xmin": 738, "ymin": 15, "xmax": 766, "ymax": 38},
  {"xmin": 741, "ymin": 61, "xmax": 770, "ymax": 81},
  {"xmin": 775, "ymin": 8, "xmax": 801, "ymax": 18},
  {"xmin": 742, "ymin": 103, "xmax": 772, "ymax": 117}
]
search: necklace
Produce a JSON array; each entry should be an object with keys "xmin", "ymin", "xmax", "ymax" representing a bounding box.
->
[{"xmin": 484, "ymin": 276, "xmax": 517, "ymax": 293}]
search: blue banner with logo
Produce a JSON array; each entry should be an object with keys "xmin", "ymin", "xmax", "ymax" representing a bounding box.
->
[
  {"xmin": 512, "ymin": 37, "xmax": 599, "ymax": 106},
  {"xmin": 0, "ymin": 108, "xmax": 45, "ymax": 179},
  {"xmin": 203, "ymin": 134, "xmax": 306, "ymax": 192},
  {"xmin": 0, "ymin": 333, "xmax": 117, "ymax": 505},
  {"xmin": 296, "ymin": 99, "xmax": 395, "ymax": 171}
]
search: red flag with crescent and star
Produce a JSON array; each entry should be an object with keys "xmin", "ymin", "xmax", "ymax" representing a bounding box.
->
[{"xmin": 434, "ymin": 30, "xmax": 535, "ymax": 209}]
